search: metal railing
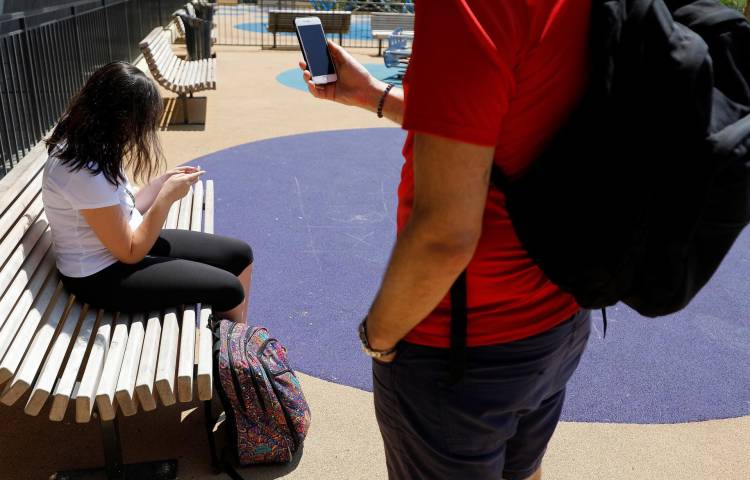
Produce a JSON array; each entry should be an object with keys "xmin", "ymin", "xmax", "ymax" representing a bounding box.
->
[
  {"xmin": 215, "ymin": 0, "xmax": 414, "ymax": 48},
  {"xmin": 0, "ymin": 0, "xmax": 184, "ymax": 179}
]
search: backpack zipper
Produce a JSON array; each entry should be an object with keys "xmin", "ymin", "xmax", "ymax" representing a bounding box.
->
[
  {"xmin": 257, "ymin": 337, "xmax": 300, "ymax": 453},
  {"xmin": 243, "ymin": 327, "xmax": 268, "ymax": 413},
  {"xmin": 227, "ymin": 323, "xmax": 249, "ymax": 413}
]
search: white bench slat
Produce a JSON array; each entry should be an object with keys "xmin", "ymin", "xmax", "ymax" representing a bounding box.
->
[
  {"xmin": 199, "ymin": 59, "xmax": 208, "ymax": 89},
  {"xmin": 154, "ymin": 43, "xmax": 176, "ymax": 78},
  {"xmin": 209, "ymin": 58, "xmax": 216, "ymax": 89},
  {"xmin": 135, "ymin": 311, "xmax": 162, "ymax": 411},
  {"xmin": 177, "ymin": 306, "xmax": 196, "ymax": 403},
  {"xmin": 182, "ymin": 61, "xmax": 197, "ymax": 93},
  {"xmin": 0, "ymin": 195, "xmax": 44, "ymax": 269},
  {"xmin": 171, "ymin": 15, "xmax": 186, "ymax": 38},
  {"xmin": 0, "ymin": 150, "xmax": 46, "ymax": 215},
  {"xmin": 138, "ymin": 27, "xmax": 163, "ymax": 48},
  {"xmin": 0, "ymin": 217, "xmax": 48, "ymax": 301},
  {"xmin": 183, "ymin": 59, "xmax": 198, "ymax": 92},
  {"xmin": 205, "ymin": 180, "xmax": 214, "ymax": 234},
  {"xmin": 49, "ymin": 307, "xmax": 99, "ymax": 421},
  {"xmin": 193, "ymin": 59, "xmax": 204, "ymax": 91},
  {"xmin": 191, "ymin": 180, "xmax": 204, "ymax": 231},
  {"xmin": 159, "ymin": 55, "xmax": 179, "ymax": 86},
  {"xmin": 95, "ymin": 313, "xmax": 130, "ymax": 421},
  {"xmin": 0, "ymin": 171, "xmax": 42, "ymax": 242},
  {"xmin": 196, "ymin": 306, "xmax": 213, "ymax": 401},
  {"xmin": 163, "ymin": 57, "xmax": 183, "ymax": 89},
  {"xmin": 169, "ymin": 60, "xmax": 186, "ymax": 90},
  {"xmin": 155, "ymin": 308, "xmax": 179, "ymax": 406},
  {"xmin": 24, "ymin": 301, "xmax": 84, "ymax": 416},
  {"xmin": 0, "ymin": 286, "xmax": 72, "ymax": 406},
  {"xmin": 0, "ymin": 272, "xmax": 59, "ymax": 385},
  {"xmin": 75, "ymin": 311, "xmax": 114, "ymax": 423},
  {"xmin": 198, "ymin": 58, "xmax": 208, "ymax": 90},
  {"xmin": 196, "ymin": 59, "xmax": 206, "ymax": 89},
  {"xmin": 0, "ymin": 252, "xmax": 55, "ymax": 367},
  {"xmin": 165, "ymin": 200, "xmax": 180, "ymax": 230},
  {"xmin": 149, "ymin": 39, "xmax": 171, "ymax": 68},
  {"xmin": 177, "ymin": 187, "xmax": 193, "ymax": 230},
  {"xmin": 181, "ymin": 61, "xmax": 194, "ymax": 94},
  {"xmin": 202, "ymin": 59, "xmax": 211, "ymax": 89},
  {"xmin": 115, "ymin": 313, "xmax": 146, "ymax": 417},
  {"xmin": 0, "ymin": 229, "xmax": 52, "ymax": 334}
]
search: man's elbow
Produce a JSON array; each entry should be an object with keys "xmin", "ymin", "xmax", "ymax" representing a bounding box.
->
[{"xmin": 420, "ymin": 229, "xmax": 480, "ymax": 270}]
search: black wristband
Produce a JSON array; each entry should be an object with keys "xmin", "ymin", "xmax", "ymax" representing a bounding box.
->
[{"xmin": 377, "ymin": 83, "xmax": 394, "ymax": 119}]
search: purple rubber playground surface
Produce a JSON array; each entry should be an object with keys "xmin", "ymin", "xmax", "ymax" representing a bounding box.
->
[{"xmin": 187, "ymin": 128, "xmax": 750, "ymax": 424}]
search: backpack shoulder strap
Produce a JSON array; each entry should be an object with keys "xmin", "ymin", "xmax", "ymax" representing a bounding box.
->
[{"xmin": 449, "ymin": 271, "xmax": 468, "ymax": 384}]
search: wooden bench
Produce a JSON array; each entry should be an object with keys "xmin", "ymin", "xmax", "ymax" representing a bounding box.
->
[
  {"xmin": 0, "ymin": 144, "xmax": 216, "ymax": 478},
  {"xmin": 371, "ymin": 12, "xmax": 414, "ymax": 55},
  {"xmin": 267, "ymin": 10, "xmax": 351, "ymax": 48},
  {"xmin": 170, "ymin": 4, "xmax": 218, "ymax": 46},
  {"xmin": 140, "ymin": 27, "xmax": 217, "ymax": 124}
]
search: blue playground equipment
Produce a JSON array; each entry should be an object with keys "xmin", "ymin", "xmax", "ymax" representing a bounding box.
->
[
  {"xmin": 309, "ymin": 1, "xmax": 336, "ymax": 10},
  {"xmin": 309, "ymin": 0, "xmax": 414, "ymax": 13},
  {"xmin": 383, "ymin": 27, "xmax": 411, "ymax": 76}
]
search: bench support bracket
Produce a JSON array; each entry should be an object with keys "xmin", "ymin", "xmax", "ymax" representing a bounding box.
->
[{"xmin": 52, "ymin": 416, "xmax": 178, "ymax": 480}]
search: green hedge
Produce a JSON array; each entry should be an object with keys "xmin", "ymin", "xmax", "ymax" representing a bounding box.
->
[{"xmin": 720, "ymin": 0, "xmax": 746, "ymax": 11}]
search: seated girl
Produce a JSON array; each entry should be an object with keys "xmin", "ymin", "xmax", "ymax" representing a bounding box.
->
[{"xmin": 42, "ymin": 61, "xmax": 253, "ymax": 323}]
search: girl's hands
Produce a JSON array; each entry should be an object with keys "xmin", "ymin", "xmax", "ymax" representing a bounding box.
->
[
  {"xmin": 158, "ymin": 170, "xmax": 205, "ymax": 204},
  {"xmin": 299, "ymin": 41, "xmax": 384, "ymax": 110},
  {"xmin": 155, "ymin": 166, "xmax": 201, "ymax": 188}
]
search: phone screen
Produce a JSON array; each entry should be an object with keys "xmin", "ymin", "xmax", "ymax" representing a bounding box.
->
[{"xmin": 297, "ymin": 23, "xmax": 336, "ymax": 78}]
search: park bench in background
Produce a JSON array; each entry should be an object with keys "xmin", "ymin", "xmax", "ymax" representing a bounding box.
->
[
  {"xmin": 371, "ymin": 12, "xmax": 414, "ymax": 55},
  {"xmin": 267, "ymin": 10, "xmax": 351, "ymax": 48},
  {"xmin": 171, "ymin": 2, "xmax": 218, "ymax": 47},
  {"xmin": 0, "ymin": 143, "xmax": 216, "ymax": 478},
  {"xmin": 140, "ymin": 27, "xmax": 217, "ymax": 124}
]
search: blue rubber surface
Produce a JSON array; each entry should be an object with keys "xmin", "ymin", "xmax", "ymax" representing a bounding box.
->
[
  {"xmin": 188, "ymin": 128, "xmax": 750, "ymax": 424},
  {"xmin": 276, "ymin": 64, "xmax": 402, "ymax": 93}
]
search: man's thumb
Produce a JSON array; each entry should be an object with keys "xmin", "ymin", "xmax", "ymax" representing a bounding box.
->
[{"xmin": 327, "ymin": 40, "xmax": 343, "ymax": 63}]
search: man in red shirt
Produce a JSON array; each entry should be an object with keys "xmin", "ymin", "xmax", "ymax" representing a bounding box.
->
[{"xmin": 300, "ymin": 0, "xmax": 592, "ymax": 478}]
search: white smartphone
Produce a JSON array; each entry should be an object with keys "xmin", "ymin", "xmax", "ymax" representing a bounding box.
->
[{"xmin": 294, "ymin": 16, "xmax": 338, "ymax": 85}]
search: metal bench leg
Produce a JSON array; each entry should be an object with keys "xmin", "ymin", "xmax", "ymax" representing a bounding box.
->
[
  {"xmin": 52, "ymin": 416, "xmax": 178, "ymax": 480},
  {"xmin": 183, "ymin": 94, "xmax": 190, "ymax": 125},
  {"xmin": 378, "ymin": 39, "xmax": 383, "ymax": 56}
]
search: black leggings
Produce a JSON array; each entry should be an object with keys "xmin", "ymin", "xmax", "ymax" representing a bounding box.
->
[{"xmin": 60, "ymin": 230, "xmax": 253, "ymax": 313}]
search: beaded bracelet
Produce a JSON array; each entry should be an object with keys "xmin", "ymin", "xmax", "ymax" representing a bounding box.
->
[{"xmin": 377, "ymin": 83, "xmax": 395, "ymax": 118}]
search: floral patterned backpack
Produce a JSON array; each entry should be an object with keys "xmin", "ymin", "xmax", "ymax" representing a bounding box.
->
[{"xmin": 205, "ymin": 318, "xmax": 311, "ymax": 478}]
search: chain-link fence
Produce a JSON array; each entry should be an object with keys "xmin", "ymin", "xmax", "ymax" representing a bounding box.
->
[
  {"xmin": 214, "ymin": 0, "xmax": 414, "ymax": 48},
  {"xmin": 0, "ymin": 0, "xmax": 183, "ymax": 178}
]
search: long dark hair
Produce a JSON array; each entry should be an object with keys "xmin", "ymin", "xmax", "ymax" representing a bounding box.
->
[{"xmin": 46, "ymin": 61, "xmax": 164, "ymax": 186}]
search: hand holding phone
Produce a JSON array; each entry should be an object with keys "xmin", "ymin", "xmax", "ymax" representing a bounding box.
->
[{"xmin": 295, "ymin": 17, "xmax": 337, "ymax": 85}]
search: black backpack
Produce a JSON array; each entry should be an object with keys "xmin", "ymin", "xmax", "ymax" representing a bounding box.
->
[{"xmin": 449, "ymin": 0, "xmax": 750, "ymax": 380}]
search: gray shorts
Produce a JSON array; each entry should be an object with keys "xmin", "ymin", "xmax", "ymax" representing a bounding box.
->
[{"xmin": 373, "ymin": 310, "xmax": 591, "ymax": 480}]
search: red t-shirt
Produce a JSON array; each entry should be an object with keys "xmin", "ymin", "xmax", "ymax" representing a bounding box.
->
[{"xmin": 399, "ymin": 0, "xmax": 590, "ymax": 348}]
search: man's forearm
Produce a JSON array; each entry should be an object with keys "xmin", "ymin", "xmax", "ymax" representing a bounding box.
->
[
  {"xmin": 358, "ymin": 79, "xmax": 405, "ymax": 125},
  {"xmin": 365, "ymin": 218, "xmax": 476, "ymax": 350}
]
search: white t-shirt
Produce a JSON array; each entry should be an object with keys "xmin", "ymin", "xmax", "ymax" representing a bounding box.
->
[{"xmin": 42, "ymin": 154, "xmax": 144, "ymax": 278}]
